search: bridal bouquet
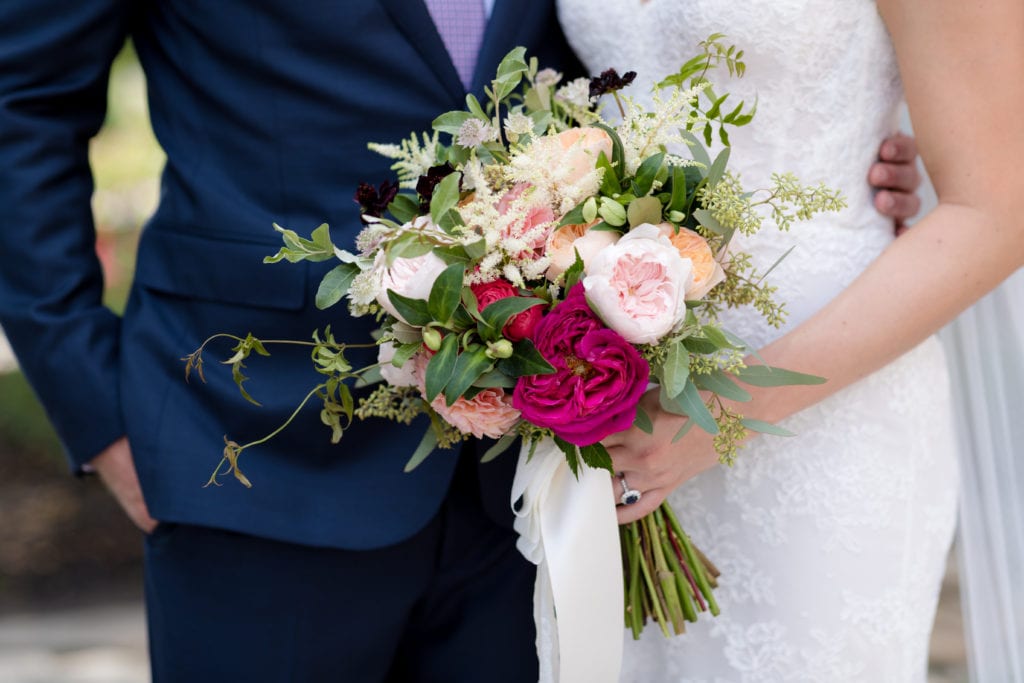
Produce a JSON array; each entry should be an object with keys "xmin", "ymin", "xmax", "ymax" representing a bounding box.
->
[{"xmin": 186, "ymin": 36, "xmax": 842, "ymax": 660}]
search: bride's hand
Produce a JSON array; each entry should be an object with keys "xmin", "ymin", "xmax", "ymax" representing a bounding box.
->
[{"xmin": 602, "ymin": 389, "xmax": 722, "ymax": 525}]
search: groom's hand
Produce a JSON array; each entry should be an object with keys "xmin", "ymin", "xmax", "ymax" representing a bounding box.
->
[
  {"xmin": 91, "ymin": 436, "xmax": 158, "ymax": 534},
  {"xmin": 869, "ymin": 132, "xmax": 922, "ymax": 233}
]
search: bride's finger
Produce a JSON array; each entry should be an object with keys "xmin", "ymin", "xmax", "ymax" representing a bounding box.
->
[{"xmin": 616, "ymin": 486, "xmax": 668, "ymax": 525}]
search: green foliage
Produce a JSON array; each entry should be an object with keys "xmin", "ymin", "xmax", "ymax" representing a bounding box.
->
[{"xmin": 264, "ymin": 223, "xmax": 336, "ymax": 264}]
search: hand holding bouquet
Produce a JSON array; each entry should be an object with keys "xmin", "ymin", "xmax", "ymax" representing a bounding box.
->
[{"xmin": 186, "ymin": 36, "xmax": 843, "ymax": 654}]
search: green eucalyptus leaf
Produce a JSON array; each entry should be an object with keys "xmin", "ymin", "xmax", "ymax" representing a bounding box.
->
[
  {"xmin": 706, "ymin": 147, "xmax": 731, "ymax": 187},
  {"xmin": 404, "ymin": 425, "xmax": 439, "ymax": 472},
  {"xmin": 627, "ymin": 195, "xmax": 664, "ymax": 228},
  {"xmin": 735, "ymin": 365, "xmax": 826, "ymax": 387},
  {"xmin": 634, "ymin": 405, "xmax": 654, "ymax": 434},
  {"xmin": 694, "ymin": 369, "xmax": 752, "ymax": 402},
  {"xmin": 693, "ymin": 209, "xmax": 726, "ymax": 236},
  {"xmin": 480, "ymin": 432, "xmax": 520, "ymax": 463},
  {"xmin": 740, "ymin": 418, "xmax": 795, "ymax": 437},
  {"xmin": 676, "ymin": 380, "xmax": 719, "ymax": 434},
  {"xmin": 681, "ymin": 130, "xmax": 711, "ymax": 168},
  {"xmin": 661, "ymin": 342, "xmax": 690, "ymax": 399},
  {"xmin": 701, "ymin": 324, "xmax": 734, "ymax": 350}
]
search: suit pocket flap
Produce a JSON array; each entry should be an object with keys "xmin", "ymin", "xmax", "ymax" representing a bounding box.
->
[{"xmin": 132, "ymin": 228, "xmax": 308, "ymax": 311}]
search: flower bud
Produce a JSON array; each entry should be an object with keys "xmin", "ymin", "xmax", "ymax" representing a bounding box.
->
[
  {"xmin": 667, "ymin": 210, "xmax": 686, "ymax": 223},
  {"xmin": 582, "ymin": 196, "xmax": 599, "ymax": 224},
  {"xmin": 598, "ymin": 197, "xmax": 627, "ymax": 226},
  {"xmin": 422, "ymin": 327, "xmax": 443, "ymax": 351},
  {"xmin": 486, "ymin": 339, "xmax": 514, "ymax": 359}
]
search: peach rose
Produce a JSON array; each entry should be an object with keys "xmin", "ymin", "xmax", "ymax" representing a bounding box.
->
[
  {"xmin": 543, "ymin": 127, "xmax": 614, "ymax": 184},
  {"xmin": 545, "ymin": 221, "xmax": 620, "ymax": 280},
  {"xmin": 656, "ymin": 223, "xmax": 726, "ymax": 300},
  {"xmin": 582, "ymin": 223, "xmax": 692, "ymax": 344},
  {"xmin": 430, "ymin": 387, "xmax": 520, "ymax": 439}
]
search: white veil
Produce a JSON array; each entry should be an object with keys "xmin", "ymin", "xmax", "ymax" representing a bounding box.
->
[
  {"xmin": 942, "ymin": 268, "xmax": 1024, "ymax": 683},
  {"xmin": 901, "ymin": 105, "xmax": 1024, "ymax": 681}
]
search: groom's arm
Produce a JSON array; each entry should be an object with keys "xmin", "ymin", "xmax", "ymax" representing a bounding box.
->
[{"xmin": 0, "ymin": 2, "xmax": 133, "ymax": 469}]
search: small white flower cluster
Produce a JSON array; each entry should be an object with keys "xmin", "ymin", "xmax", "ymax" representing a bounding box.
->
[
  {"xmin": 617, "ymin": 83, "xmax": 708, "ymax": 176},
  {"xmin": 368, "ymin": 132, "xmax": 441, "ymax": 189}
]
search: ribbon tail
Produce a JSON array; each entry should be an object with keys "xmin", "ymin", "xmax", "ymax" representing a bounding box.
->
[{"xmin": 512, "ymin": 438, "xmax": 624, "ymax": 683}]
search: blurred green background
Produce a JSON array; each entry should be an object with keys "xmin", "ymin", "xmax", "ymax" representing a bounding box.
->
[{"xmin": 0, "ymin": 44, "xmax": 162, "ymax": 610}]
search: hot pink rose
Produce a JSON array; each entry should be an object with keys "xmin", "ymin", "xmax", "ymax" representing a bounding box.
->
[
  {"xmin": 513, "ymin": 283, "xmax": 649, "ymax": 446},
  {"xmin": 470, "ymin": 279, "xmax": 543, "ymax": 342},
  {"xmin": 430, "ymin": 388, "xmax": 520, "ymax": 439}
]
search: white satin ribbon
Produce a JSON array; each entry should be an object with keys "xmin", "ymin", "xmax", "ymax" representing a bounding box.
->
[{"xmin": 511, "ymin": 437, "xmax": 624, "ymax": 683}]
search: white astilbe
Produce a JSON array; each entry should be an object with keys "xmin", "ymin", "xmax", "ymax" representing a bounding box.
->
[
  {"xmin": 616, "ymin": 83, "xmax": 709, "ymax": 176},
  {"xmin": 368, "ymin": 132, "xmax": 440, "ymax": 189},
  {"xmin": 505, "ymin": 142, "xmax": 605, "ymax": 215}
]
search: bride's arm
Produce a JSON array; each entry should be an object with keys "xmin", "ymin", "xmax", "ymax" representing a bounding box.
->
[{"xmin": 606, "ymin": 0, "xmax": 1024, "ymax": 524}]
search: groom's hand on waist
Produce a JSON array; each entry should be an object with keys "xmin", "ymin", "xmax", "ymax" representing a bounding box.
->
[
  {"xmin": 869, "ymin": 131, "xmax": 923, "ymax": 233},
  {"xmin": 90, "ymin": 436, "xmax": 158, "ymax": 534}
]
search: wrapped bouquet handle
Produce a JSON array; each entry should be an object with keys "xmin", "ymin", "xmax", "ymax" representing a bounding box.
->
[{"xmin": 511, "ymin": 438, "xmax": 624, "ymax": 683}]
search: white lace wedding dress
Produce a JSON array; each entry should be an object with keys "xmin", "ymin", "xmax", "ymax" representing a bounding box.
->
[{"xmin": 558, "ymin": 1, "xmax": 960, "ymax": 681}]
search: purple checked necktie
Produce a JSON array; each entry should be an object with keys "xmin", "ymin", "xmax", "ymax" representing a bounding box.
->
[{"xmin": 424, "ymin": 0, "xmax": 487, "ymax": 90}]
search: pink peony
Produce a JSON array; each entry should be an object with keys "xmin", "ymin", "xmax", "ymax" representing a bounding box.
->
[
  {"xmin": 582, "ymin": 223, "xmax": 692, "ymax": 344},
  {"xmin": 513, "ymin": 283, "xmax": 649, "ymax": 446},
  {"xmin": 470, "ymin": 279, "xmax": 543, "ymax": 342},
  {"xmin": 430, "ymin": 388, "xmax": 521, "ymax": 439}
]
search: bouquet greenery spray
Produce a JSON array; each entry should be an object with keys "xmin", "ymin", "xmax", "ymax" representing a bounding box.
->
[{"xmin": 185, "ymin": 35, "xmax": 843, "ymax": 639}]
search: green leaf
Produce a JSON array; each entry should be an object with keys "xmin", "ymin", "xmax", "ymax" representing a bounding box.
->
[
  {"xmin": 706, "ymin": 147, "xmax": 731, "ymax": 187},
  {"xmin": 740, "ymin": 418, "xmax": 795, "ymax": 437},
  {"xmin": 391, "ymin": 341, "xmax": 422, "ymax": 368},
  {"xmin": 495, "ymin": 46, "xmax": 528, "ymax": 79},
  {"xmin": 480, "ymin": 432, "xmax": 520, "ymax": 463},
  {"xmin": 558, "ymin": 201, "xmax": 588, "ymax": 228},
  {"xmin": 668, "ymin": 165, "xmax": 690, "ymax": 213},
  {"xmin": 593, "ymin": 122, "xmax": 626, "ymax": 171},
  {"xmin": 676, "ymin": 380, "xmax": 719, "ymax": 434},
  {"xmin": 580, "ymin": 442, "xmax": 614, "ymax": 474},
  {"xmin": 563, "ymin": 250, "xmax": 586, "ymax": 290},
  {"xmin": 682, "ymin": 336, "xmax": 718, "ymax": 355},
  {"xmin": 497, "ymin": 339, "xmax": 556, "ymax": 377},
  {"xmin": 388, "ymin": 194, "xmax": 420, "ymax": 224},
  {"xmin": 404, "ymin": 425, "xmax": 439, "ymax": 472},
  {"xmin": 693, "ymin": 208, "xmax": 726, "ymax": 236},
  {"xmin": 386, "ymin": 291, "xmax": 432, "ymax": 327},
  {"xmin": 671, "ymin": 419, "xmax": 694, "ymax": 443},
  {"xmin": 596, "ymin": 151, "xmax": 620, "ymax": 196},
  {"xmin": 661, "ymin": 342, "xmax": 690, "ymax": 399},
  {"xmin": 735, "ymin": 365, "xmax": 827, "ymax": 387},
  {"xmin": 631, "ymin": 152, "xmax": 665, "ymax": 197},
  {"xmin": 432, "ymin": 110, "xmax": 473, "ymax": 136},
  {"xmin": 465, "ymin": 93, "xmax": 489, "ymax": 120},
  {"xmin": 626, "ymin": 195, "xmax": 663, "ymax": 228},
  {"xmin": 427, "ymin": 263, "xmax": 465, "ymax": 325},
  {"xmin": 553, "ymin": 436, "xmax": 581, "ymax": 479},
  {"xmin": 424, "ymin": 334, "xmax": 459, "ymax": 402},
  {"xmin": 634, "ymin": 405, "xmax": 654, "ymax": 434},
  {"xmin": 315, "ymin": 262, "xmax": 360, "ymax": 310},
  {"xmin": 700, "ymin": 324, "xmax": 734, "ymax": 350},
  {"xmin": 480, "ymin": 296, "xmax": 545, "ymax": 332},
  {"xmin": 429, "ymin": 172, "xmax": 461, "ymax": 225},
  {"xmin": 694, "ymin": 370, "xmax": 752, "ymax": 402},
  {"xmin": 681, "ymin": 130, "xmax": 712, "ymax": 168},
  {"xmin": 387, "ymin": 231, "xmax": 435, "ymax": 262},
  {"xmin": 443, "ymin": 346, "xmax": 493, "ymax": 406},
  {"xmin": 264, "ymin": 223, "xmax": 336, "ymax": 263},
  {"xmin": 473, "ymin": 368, "xmax": 518, "ymax": 389}
]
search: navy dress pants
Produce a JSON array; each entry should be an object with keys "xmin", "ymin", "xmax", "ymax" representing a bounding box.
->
[{"xmin": 144, "ymin": 454, "xmax": 538, "ymax": 682}]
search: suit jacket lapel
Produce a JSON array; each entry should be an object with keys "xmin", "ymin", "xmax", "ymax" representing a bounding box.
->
[
  {"xmin": 471, "ymin": 0, "xmax": 550, "ymax": 92},
  {"xmin": 378, "ymin": 0, "xmax": 466, "ymax": 102}
]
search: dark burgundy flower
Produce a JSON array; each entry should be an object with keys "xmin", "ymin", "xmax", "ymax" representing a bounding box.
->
[
  {"xmin": 589, "ymin": 69, "xmax": 638, "ymax": 99},
  {"xmin": 354, "ymin": 180, "xmax": 399, "ymax": 224},
  {"xmin": 416, "ymin": 163, "xmax": 459, "ymax": 211}
]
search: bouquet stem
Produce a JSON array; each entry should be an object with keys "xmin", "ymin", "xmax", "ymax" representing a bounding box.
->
[{"xmin": 621, "ymin": 501, "xmax": 720, "ymax": 639}]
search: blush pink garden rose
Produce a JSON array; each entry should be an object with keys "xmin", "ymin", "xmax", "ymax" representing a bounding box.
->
[
  {"xmin": 545, "ymin": 221, "xmax": 620, "ymax": 280},
  {"xmin": 540, "ymin": 127, "xmax": 614, "ymax": 184},
  {"xmin": 469, "ymin": 279, "xmax": 543, "ymax": 342},
  {"xmin": 373, "ymin": 220, "xmax": 448, "ymax": 324},
  {"xmin": 582, "ymin": 223, "xmax": 693, "ymax": 345},
  {"xmin": 656, "ymin": 222, "xmax": 726, "ymax": 300},
  {"xmin": 513, "ymin": 283, "xmax": 649, "ymax": 446},
  {"xmin": 429, "ymin": 388, "xmax": 521, "ymax": 440}
]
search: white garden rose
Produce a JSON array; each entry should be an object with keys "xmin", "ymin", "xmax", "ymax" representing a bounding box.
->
[
  {"xmin": 582, "ymin": 223, "xmax": 693, "ymax": 344},
  {"xmin": 373, "ymin": 218, "xmax": 449, "ymax": 324},
  {"xmin": 377, "ymin": 341, "xmax": 420, "ymax": 388}
]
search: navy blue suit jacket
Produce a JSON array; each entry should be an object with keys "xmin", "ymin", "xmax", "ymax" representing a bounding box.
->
[{"xmin": 0, "ymin": 1, "xmax": 584, "ymax": 549}]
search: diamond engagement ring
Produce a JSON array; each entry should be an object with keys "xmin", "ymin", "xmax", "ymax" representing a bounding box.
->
[{"xmin": 618, "ymin": 474, "xmax": 642, "ymax": 506}]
